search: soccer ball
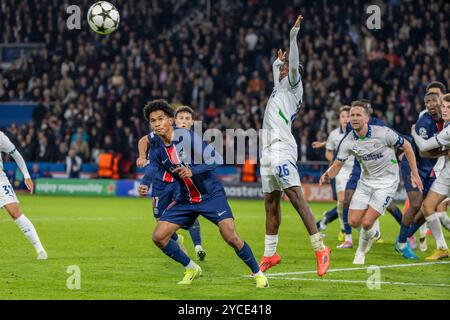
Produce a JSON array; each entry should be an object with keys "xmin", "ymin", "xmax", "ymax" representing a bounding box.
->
[{"xmin": 87, "ymin": 1, "xmax": 120, "ymax": 35}]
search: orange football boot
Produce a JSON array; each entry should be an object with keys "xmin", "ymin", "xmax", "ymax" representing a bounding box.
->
[
  {"xmin": 316, "ymin": 247, "xmax": 331, "ymax": 277},
  {"xmin": 258, "ymin": 253, "xmax": 282, "ymax": 272}
]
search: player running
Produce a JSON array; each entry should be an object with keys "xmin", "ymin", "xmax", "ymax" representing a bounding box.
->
[
  {"xmin": 411, "ymin": 93, "xmax": 450, "ymax": 260},
  {"xmin": 395, "ymin": 92, "xmax": 446, "ymax": 259},
  {"xmin": 0, "ymin": 131, "xmax": 47, "ymax": 260},
  {"xmin": 141, "ymin": 100, "xmax": 269, "ymax": 287},
  {"xmin": 320, "ymin": 101, "xmax": 422, "ymax": 265},
  {"xmin": 336, "ymin": 100, "xmax": 405, "ymax": 249},
  {"xmin": 137, "ymin": 106, "xmax": 206, "ymax": 261},
  {"xmin": 259, "ymin": 15, "xmax": 331, "ymax": 276}
]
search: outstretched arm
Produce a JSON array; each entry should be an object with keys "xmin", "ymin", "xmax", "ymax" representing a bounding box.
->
[
  {"xmin": 288, "ymin": 15, "xmax": 303, "ymax": 87},
  {"xmin": 411, "ymin": 125, "xmax": 443, "ymax": 152}
]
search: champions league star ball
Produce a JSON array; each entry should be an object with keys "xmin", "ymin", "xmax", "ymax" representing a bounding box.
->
[{"xmin": 87, "ymin": 1, "xmax": 120, "ymax": 35}]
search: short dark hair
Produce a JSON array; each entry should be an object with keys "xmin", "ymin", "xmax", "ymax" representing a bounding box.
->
[
  {"xmin": 426, "ymin": 81, "xmax": 447, "ymax": 94},
  {"xmin": 351, "ymin": 100, "xmax": 370, "ymax": 115},
  {"xmin": 143, "ymin": 99, "xmax": 174, "ymax": 121},
  {"xmin": 175, "ymin": 105, "xmax": 195, "ymax": 118},
  {"xmin": 424, "ymin": 92, "xmax": 441, "ymax": 102}
]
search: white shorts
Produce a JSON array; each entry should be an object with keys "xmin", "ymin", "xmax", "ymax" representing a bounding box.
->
[
  {"xmin": 335, "ymin": 169, "xmax": 351, "ymax": 193},
  {"xmin": 0, "ymin": 176, "xmax": 19, "ymax": 208},
  {"xmin": 349, "ymin": 179, "xmax": 398, "ymax": 215},
  {"xmin": 430, "ymin": 170, "xmax": 450, "ymax": 197},
  {"xmin": 260, "ymin": 149, "xmax": 301, "ymax": 193}
]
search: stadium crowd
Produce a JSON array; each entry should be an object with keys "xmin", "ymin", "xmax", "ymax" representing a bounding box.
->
[{"xmin": 0, "ymin": 0, "xmax": 449, "ymax": 175}]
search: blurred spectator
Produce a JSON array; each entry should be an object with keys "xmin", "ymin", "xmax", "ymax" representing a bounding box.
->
[{"xmin": 66, "ymin": 149, "xmax": 82, "ymax": 178}]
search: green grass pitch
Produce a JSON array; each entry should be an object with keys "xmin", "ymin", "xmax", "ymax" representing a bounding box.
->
[{"xmin": 0, "ymin": 195, "xmax": 449, "ymax": 300}]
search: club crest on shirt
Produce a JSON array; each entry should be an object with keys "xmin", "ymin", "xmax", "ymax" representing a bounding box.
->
[{"xmin": 419, "ymin": 127, "xmax": 428, "ymax": 138}]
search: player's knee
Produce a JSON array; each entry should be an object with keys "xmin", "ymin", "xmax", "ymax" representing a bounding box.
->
[
  {"xmin": 422, "ymin": 202, "xmax": 435, "ymax": 217},
  {"xmin": 409, "ymin": 199, "xmax": 422, "ymax": 213},
  {"xmin": 5, "ymin": 204, "xmax": 21, "ymax": 220},
  {"xmin": 348, "ymin": 216, "xmax": 360, "ymax": 228},
  {"xmin": 152, "ymin": 230, "xmax": 168, "ymax": 247},
  {"xmin": 224, "ymin": 233, "xmax": 241, "ymax": 249},
  {"xmin": 361, "ymin": 220, "xmax": 374, "ymax": 230}
]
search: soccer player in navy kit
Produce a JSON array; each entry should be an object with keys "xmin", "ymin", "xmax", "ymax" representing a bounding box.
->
[
  {"xmin": 138, "ymin": 106, "xmax": 206, "ymax": 261},
  {"xmin": 141, "ymin": 100, "xmax": 269, "ymax": 287},
  {"xmin": 395, "ymin": 92, "xmax": 446, "ymax": 259}
]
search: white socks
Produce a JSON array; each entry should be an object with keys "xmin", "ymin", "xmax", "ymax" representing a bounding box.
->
[
  {"xmin": 437, "ymin": 212, "xmax": 450, "ymax": 231},
  {"xmin": 357, "ymin": 223, "xmax": 377, "ymax": 254},
  {"xmin": 419, "ymin": 223, "xmax": 427, "ymax": 239},
  {"xmin": 15, "ymin": 215, "xmax": 45, "ymax": 253},
  {"xmin": 426, "ymin": 214, "xmax": 448, "ymax": 250},
  {"xmin": 310, "ymin": 233, "xmax": 325, "ymax": 252},
  {"xmin": 264, "ymin": 235, "xmax": 279, "ymax": 257},
  {"xmin": 337, "ymin": 201, "xmax": 345, "ymax": 231},
  {"xmin": 186, "ymin": 260, "xmax": 197, "ymax": 270}
]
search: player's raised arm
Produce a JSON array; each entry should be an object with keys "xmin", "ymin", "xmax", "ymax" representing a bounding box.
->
[
  {"xmin": 136, "ymin": 135, "xmax": 150, "ymax": 167},
  {"xmin": 288, "ymin": 15, "xmax": 303, "ymax": 87}
]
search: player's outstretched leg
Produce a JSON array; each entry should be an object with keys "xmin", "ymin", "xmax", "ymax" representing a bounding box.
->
[
  {"xmin": 152, "ymin": 221, "xmax": 201, "ymax": 285},
  {"xmin": 5, "ymin": 203, "xmax": 47, "ymax": 260},
  {"xmin": 284, "ymin": 187, "xmax": 331, "ymax": 276},
  {"xmin": 218, "ymin": 219, "xmax": 268, "ymax": 288},
  {"xmin": 260, "ymin": 191, "xmax": 282, "ymax": 272},
  {"xmin": 188, "ymin": 219, "xmax": 206, "ymax": 261}
]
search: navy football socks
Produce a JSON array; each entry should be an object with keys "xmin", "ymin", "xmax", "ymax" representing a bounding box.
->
[
  {"xmin": 161, "ymin": 239, "xmax": 191, "ymax": 267},
  {"xmin": 236, "ymin": 242, "xmax": 260, "ymax": 274},
  {"xmin": 188, "ymin": 219, "xmax": 202, "ymax": 246}
]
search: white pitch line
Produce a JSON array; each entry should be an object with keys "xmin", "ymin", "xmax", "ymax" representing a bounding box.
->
[
  {"xmin": 0, "ymin": 217, "xmax": 147, "ymax": 223},
  {"xmin": 264, "ymin": 261, "xmax": 450, "ymax": 277},
  {"xmin": 271, "ymin": 277, "xmax": 450, "ymax": 288}
]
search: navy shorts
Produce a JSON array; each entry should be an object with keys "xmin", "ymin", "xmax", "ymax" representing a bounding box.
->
[
  {"xmin": 152, "ymin": 182, "xmax": 179, "ymax": 219},
  {"xmin": 345, "ymin": 174, "xmax": 359, "ymax": 191},
  {"xmin": 159, "ymin": 191, "xmax": 234, "ymax": 230},
  {"xmin": 400, "ymin": 158, "xmax": 435, "ymax": 196}
]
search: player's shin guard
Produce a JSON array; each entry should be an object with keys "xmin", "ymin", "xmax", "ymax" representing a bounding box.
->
[
  {"xmin": 161, "ymin": 239, "xmax": 191, "ymax": 267},
  {"xmin": 426, "ymin": 214, "xmax": 448, "ymax": 250},
  {"xmin": 14, "ymin": 215, "xmax": 45, "ymax": 253},
  {"xmin": 188, "ymin": 219, "xmax": 202, "ymax": 246},
  {"xmin": 236, "ymin": 242, "xmax": 260, "ymax": 274}
]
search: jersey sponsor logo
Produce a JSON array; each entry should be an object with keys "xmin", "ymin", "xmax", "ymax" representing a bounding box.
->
[
  {"xmin": 359, "ymin": 153, "xmax": 383, "ymax": 161},
  {"xmin": 165, "ymin": 145, "xmax": 202, "ymax": 204}
]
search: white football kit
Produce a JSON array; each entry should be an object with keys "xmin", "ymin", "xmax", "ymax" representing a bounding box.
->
[
  {"xmin": 260, "ymin": 27, "xmax": 303, "ymax": 193},
  {"xmin": 0, "ymin": 131, "xmax": 31, "ymax": 208},
  {"xmin": 326, "ymin": 127, "xmax": 354, "ymax": 193},
  {"xmin": 336, "ymin": 125, "xmax": 404, "ymax": 215}
]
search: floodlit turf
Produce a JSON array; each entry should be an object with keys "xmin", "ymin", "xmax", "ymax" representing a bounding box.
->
[{"xmin": 0, "ymin": 195, "xmax": 449, "ymax": 300}]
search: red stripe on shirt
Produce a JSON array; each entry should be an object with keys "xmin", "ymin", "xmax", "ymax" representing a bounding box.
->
[{"xmin": 165, "ymin": 145, "xmax": 202, "ymax": 203}]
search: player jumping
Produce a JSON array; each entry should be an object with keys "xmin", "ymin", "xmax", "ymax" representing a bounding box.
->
[
  {"xmin": 0, "ymin": 131, "xmax": 47, "ymax": 260},
  {"xmin": 141, "ymin": 100, "xmax": 269, "ymax": 287},
  {"xmin": 259, "ymin": 15, "xmax": 331, "ymax": 276},
  {"xmin": 137, "ymin": 106, "xmax": 206, "ymax": 261},
  {"xmin": 320, "ymin": 101, "xmax": 422, "ymax": 265}
]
